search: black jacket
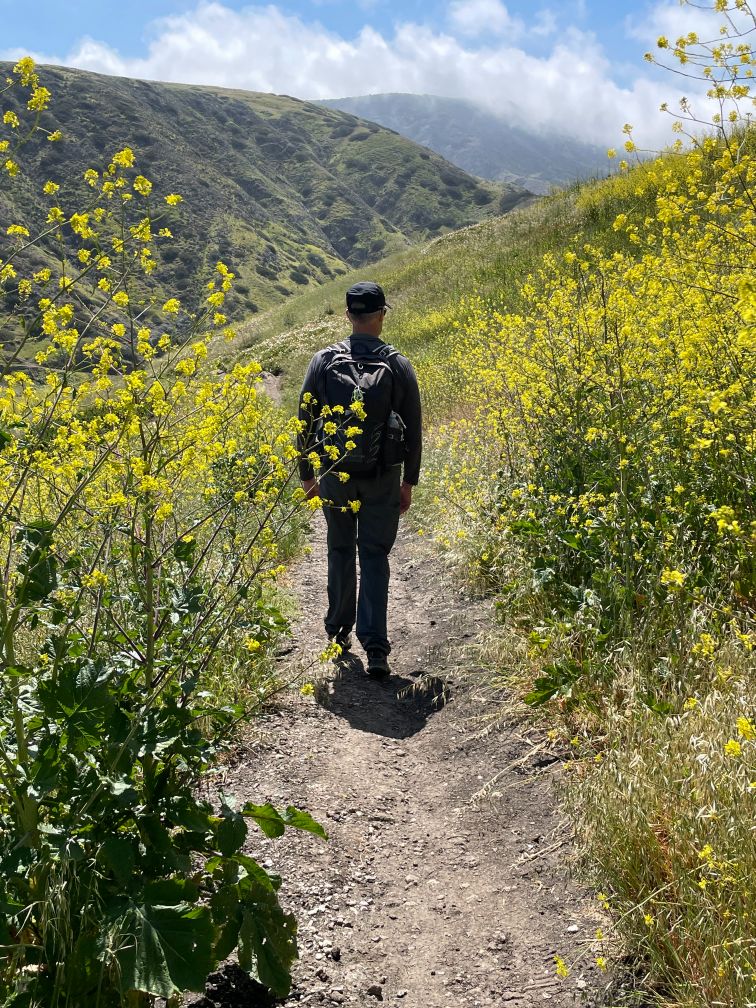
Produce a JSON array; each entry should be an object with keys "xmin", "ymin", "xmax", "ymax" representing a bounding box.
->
[{"xmin": 297, "ymin": 334, "xmax": 422, "ymax": 485}]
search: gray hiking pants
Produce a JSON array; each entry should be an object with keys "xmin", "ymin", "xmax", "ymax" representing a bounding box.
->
[{"xmin": 319, "ymin": 466, "xmax": 402, "ymax": 655}]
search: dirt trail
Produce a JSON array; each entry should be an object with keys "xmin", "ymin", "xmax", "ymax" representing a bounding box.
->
[{"xmin": 193, "ymin": 521, "xmax": 608, "ymax": 1008}]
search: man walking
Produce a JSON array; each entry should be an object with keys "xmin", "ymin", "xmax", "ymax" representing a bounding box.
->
[{"xmin": 298, "ymin": 281, "xmax": 422, "ymax": 677}]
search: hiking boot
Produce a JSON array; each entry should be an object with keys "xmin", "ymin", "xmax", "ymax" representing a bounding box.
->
[
  {"xmin": 329, "ymin": 630, "xmax": 352, "ymax": 652},
  {"xmin": 366, "ymin": 650, "xmax": 391, "ymax": 678}
]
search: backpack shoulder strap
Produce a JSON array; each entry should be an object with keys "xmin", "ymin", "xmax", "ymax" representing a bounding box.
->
[
  {"xmin": 375, "ymin": 343, "xmax": 403, "ymax": 412},
  {"xmin": 323, "ymin": 340, "xmax": 351, "ymax": 358}
]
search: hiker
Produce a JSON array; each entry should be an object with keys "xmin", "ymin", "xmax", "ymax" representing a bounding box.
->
[{"xmin": 298, "ymin": 281, "xmax": 422, "ymax": 677}]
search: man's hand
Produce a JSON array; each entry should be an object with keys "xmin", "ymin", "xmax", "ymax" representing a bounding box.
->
[
  {"xmin": 302, "ymin": 477, "xmax": 320, "ymax": 500},
  {"xmin": 399, "ymin": 481, "xmax": 413, "ymax": 515}
]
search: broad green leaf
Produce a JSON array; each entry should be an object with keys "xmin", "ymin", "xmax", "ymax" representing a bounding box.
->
[
  {"xmin": 14, "ymin": 521, "xmax": 58, "ymax": 605},
  {"xmin": 143, "ymin": 878, "xmax": 200, "ymax": 906},
  {"xmin": 523, "ymin": 684, "xmax": 559, "ymax": 706},
  {"xmin": 214, "ymin": 915, "xmax": 241, "ymax": 963},
  {"xmin": 236, "ymin": 854, "xmax": 280, "ymax": 892},
  {"xmin": 112, "ymin": 902, "xmax": 214, "ymax": 997},
  {"xmin": 241, "ymin": 802, "xmax": 285, "ymax": 838},
  {"xmin": 98, "ymin": 836, "xmax": 136, "ymax": 888},
  {"xmin": 282, "ymin": 807, "xmax": 327, "ymax": 840},
  {"xmin": 216, "ymin": 813, "xmax": 247, "ymax": 856},
  {"xmin": 524, "ymin": 659, "xmax": 584, "ymax": 706},
  {"xmin": 173, "ymin": 537, "xmax": 196, "ymax": 563},
  {"xmin": 639, "ymin": 693, "xmax": 675, "ymax": 717},
  {"xmin": 166, "ymin": 796, "xmax": 213, "ymax": 834},
  {"xmin": 108, "ymin": 779, "xmax": 138, "ymax": 803},
  {"xmin": 558, "ymin": 532, "xmax": 581, "ymax": 549},
  {"xmin": 138, "ymin": 815, "xmax": 173, "ymax": 853},
  {"xmin": 237, "ymin": 894, "xmax": 297, "ymax": 996},
  {"xmin": 38, "ymin": 658, "xmax": 115, "ymax": 751}
]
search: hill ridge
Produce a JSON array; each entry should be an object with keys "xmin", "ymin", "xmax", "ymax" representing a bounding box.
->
[
  {"xmin": 320, "ymin": 92, "xmax": 612, "ymax": 195},
  {"xmin": 2, "ymin": 64, "xmax": 532, "ymax": 320}
]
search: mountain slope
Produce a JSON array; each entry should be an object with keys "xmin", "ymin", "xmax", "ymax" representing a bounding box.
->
[
  {"xmin": 3, "ymin": 66, "xmax": 532, "ymax": 317},
  {"xmin": 321, "ymin": 94, "xmax": 612, "ymax": 195}
]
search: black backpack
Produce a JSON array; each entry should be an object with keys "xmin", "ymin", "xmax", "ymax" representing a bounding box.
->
[{"xmin": 317, "ymin": 340, "xmax": 401, "ymax": 475}]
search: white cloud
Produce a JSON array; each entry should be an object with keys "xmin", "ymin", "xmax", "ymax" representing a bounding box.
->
[
  {"xmin": 532, "ymin": 9, "xmax": 558, "ymax": 37},
  {"xmin": 625, "ymin": 0, "xmax": 750, "ymax": 45},
  {"xmin": 624, "ymin": 1, "xmax": 755, "ymax": 122},
  {"xmin": 0, "ymin": 0, "xmax": 693, "ymax": 148},
  {"xmin": 448, "ymin": 0, "xmax": 523, "ymax": 39}
]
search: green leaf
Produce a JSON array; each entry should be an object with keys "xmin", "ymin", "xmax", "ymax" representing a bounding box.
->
[
  {"xmin": 509, "ymin": 518, "xmax": 542, "ymax": 536},
  {"xmin": 523, "ymin": 683, "xmax": 560, "ymax": 706},
  {"xmin": 639, "ymin": 693, "xmax": 675, "ymax": 717},
  {"xmin": 0, "ymin": 426, "xmax": 13, "ymax": 451},
  {"xmin": 143, "ymin": 878, "xmax": 200, "ymax": 906},
  {"xmin": 558, "ymin": 532, "xmax": 581, "ymax": 549},
  {"xmin": 167, "ymin": 796, "xmax": 213, "ymax": 834},
  {"xmin": 214, "ymin": 920, "xmax": 241, "ymax": 963},
  {"xmin": 38, "ymin": 657, "xmax": 116, "ymax": 750},
  {"xmin": 237, "ymin": 896, "xmax": 297, "ymax": 996},
  {"xmin": 14, "ymin": 521, "xmax": 58, "ymax": 605},
  {"xmin": 138, "ymin": 815, "xmax": 173, "ymax": 853},
  {"xmin": 216, "ymin": 813, "xmax": 247, "ymax": 857},
  {"xmin": 173, "ymin": 538, "xmax": 197, "ymax": 563},
  {"xmin": 2, "ymin": 990, "xmax": 33, "ymax": 1008},
  {"xmin": 112, "ymin": 902, "xmax": 214, "ymax": 997},
  {"xmin": 523, "ymin": 660, "xmax": 584, "ymax": 707},
  {"xmin": 0, "ymin": 914, "xmax": 14, "ymax": 949},
  {"xmin": 241, "ymin": 802, "xmax": 285, "ymax": 838},
  {"xmin": 109, "ymin": 779, "xmax": 138, "ymax": 803},
  {"xmin": 236, "ymin": 854, "xmax": 281, "ymax": 893},
  {"xmin": 282, "ymin": 807, "xmax": 327, "ymax": 840},
  {"xmin": 98, "ymin": 836, "xmax": 136, "ymax": 888}
]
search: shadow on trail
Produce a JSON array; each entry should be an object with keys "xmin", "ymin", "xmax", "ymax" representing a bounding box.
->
[
  {"xmin": 314, "ymin": 652, "xmax": 449, "ymax": 739},
  {"xmin": 187, "ymin": 963, "xmax": 275, "ymax": 1008}
]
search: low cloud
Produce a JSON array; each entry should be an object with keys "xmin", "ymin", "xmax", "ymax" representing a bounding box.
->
[{"xmin": 2, "ymin": 0, "xmax": 694, "ymax": 147}]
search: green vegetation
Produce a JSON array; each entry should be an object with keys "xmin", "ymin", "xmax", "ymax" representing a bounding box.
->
[
  {"xmin": 229, "ymin": 193, "xmax": 580, "ymax": 405},
  {"xmin": 2, "ymin": 2, "xmax": 754, "ymax": 1004},
  {"xmin": 0, "ymin": 62, "xmax": 529, "ymax": 327},
  {"xmin": 237, "ymin": 10, "xmax": 755, "ymax": 1004},
  {"xmin": 321, "ymin": 93, "xmax": 612, "ymax": 194},
  {"xmin": 0, "ymin": 59, "xmax": 332, "ymax": 1007}
]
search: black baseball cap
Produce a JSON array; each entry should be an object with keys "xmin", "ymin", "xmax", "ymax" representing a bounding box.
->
[{"xmin": 346, "ymin": 281, "xmax": 391, "ymax": 315}]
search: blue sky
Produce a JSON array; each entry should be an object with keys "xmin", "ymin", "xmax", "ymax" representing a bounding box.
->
[
  {"xmin": 0, "ymin": 1, "xmax": 730, "ymax": 146},
  {"xmin": 2, "ymin": 1, "xmax": 634, "ymax": 63}
]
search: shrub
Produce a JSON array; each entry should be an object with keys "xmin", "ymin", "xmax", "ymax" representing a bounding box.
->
[{"xmin": 0, "ymin": 58, "xmax": 325, "ymax": 1007}]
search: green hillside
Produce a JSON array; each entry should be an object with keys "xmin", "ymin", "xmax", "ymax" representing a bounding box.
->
[
  {"xmin": 321, "ymin": 93, "xmax": 612, "ymax": 195},
  {"xmin": 1, "ymin": 64, "xmax": 531, "ymax": 321},
  {"xmin": 228, "ymin": 182, "xmax": 597, "ymax": 406}
]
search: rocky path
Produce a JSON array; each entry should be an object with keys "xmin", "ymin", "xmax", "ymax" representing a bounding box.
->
[{"xmin": 192, "ymin": 521, "xmax": 608, "ymax": 1008}]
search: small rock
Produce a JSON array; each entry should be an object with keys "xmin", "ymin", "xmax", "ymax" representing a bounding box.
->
[
  {"xmin": 366, "ymin": 984, "xmax": 384, "ymax": 1000},
  {"xmin": 329, "ymin": 992, "xmax": 344, "ymax": 1004},
  {"xmin": 397, "ymin": 990, "xmax": 407, "ymax": 999},
  {"xmin": 566, "ymin": 924, "xmax": 579, "ymax": 933}
]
